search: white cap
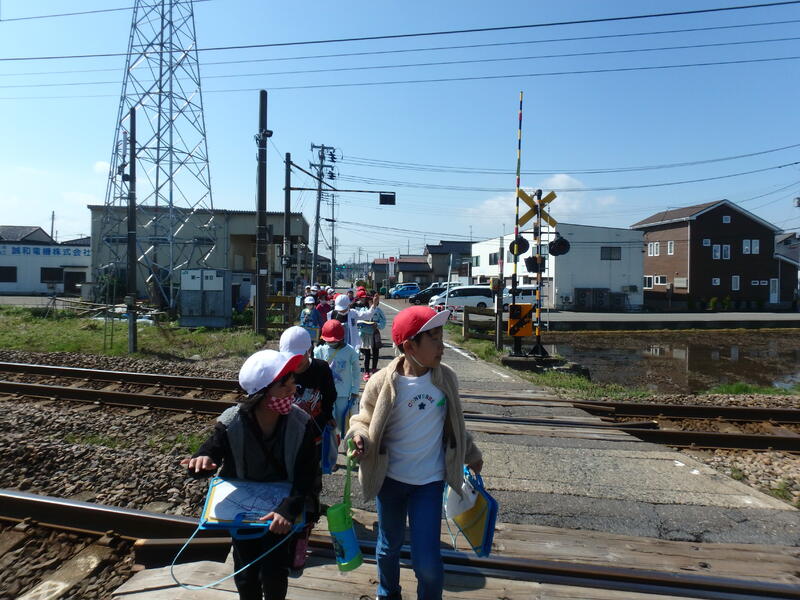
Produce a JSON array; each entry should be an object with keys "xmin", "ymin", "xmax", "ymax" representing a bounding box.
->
[
  {"xmin": 239, "ymin": 349, "xmax": 303, "ymax": 396},
  {"xmin": 334, "ymin": 295, "xmax": 350, "ymax": 311},
  {"xmin": 304, "ymin": 295, "xmax": 316, "ymax": 304},
  {"xmin": 279, "ymin": 326, "xmax": 313, "ymax": 355}
]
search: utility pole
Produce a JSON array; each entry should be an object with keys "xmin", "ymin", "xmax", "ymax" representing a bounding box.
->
[
  {"xmin": 126, "ymin": 108, "xmax": 138, "ymax": 354},
  {"xmin": 50, "ymin": 211, "xmax": 55, "ymax": 240},
  {"xmin": 254, "ymin": 90, "xmax": 272, "ymax": 335},
  {"xmin": 495, "ymin": 229, "xmax": 504, "ymax": 350},
  {"xmin": 330, "ymin": 194, "xmax": 336, "ymax": 286},
  {"xmin": 310, "ymin": 143, "xmax": 335, "ymax": 284},
  {"xmin": 283, "ymin": 152, "xmax": 291, "ymax": 295}
]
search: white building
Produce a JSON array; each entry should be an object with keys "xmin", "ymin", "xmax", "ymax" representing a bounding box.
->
[
  {"xmin": 470, "ymin": 223, "xmax": 644, "ymax": 310},
  {"xmin": 0, "ymin": 226, "xmax": 91, "ymax": 295}
]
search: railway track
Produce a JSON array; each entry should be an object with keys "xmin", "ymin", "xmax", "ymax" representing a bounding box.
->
[
  {"xmin": 2, "ymin": 362, "xmax": 799, "ymax": 452},
  {"xmin": 2, "ymin": 490, "xmax": 798, "ymax": 600}
]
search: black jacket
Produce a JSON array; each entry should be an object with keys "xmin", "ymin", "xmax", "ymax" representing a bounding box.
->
[
  {"xmin": 191, "ymin": 408, "xmax": 320, "ymax": 521},
  {"xmin": 293, "ymin": 358, "xmax": 337, "ymax": 433}
]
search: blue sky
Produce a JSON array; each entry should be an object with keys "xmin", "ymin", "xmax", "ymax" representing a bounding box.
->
[{"xmin": 1, "ymin": 0, "xmax": 799, "ymax": 264}]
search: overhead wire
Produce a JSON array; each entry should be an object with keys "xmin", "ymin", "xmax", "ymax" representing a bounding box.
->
[
  {"xmin": 0, "ymin": 0, "xmax": 212, "ymax": 22},
  {"xmin": 2, "ymin": 1, "xmax": 799, "ymax": 62},
  {"xmin": 341, "ymin": 142, "xmax": 800, "ymax": 176},
  {"xmin": 3, "ymin": 54, "xmax": 799, "ymax": 100},
  {"xmin": 5, "ymin": 35, "xmax": 800, "ymax": 90},
  {"xmin": 3, "ymin": 17, "xmax": 799, "ymax": 79}
]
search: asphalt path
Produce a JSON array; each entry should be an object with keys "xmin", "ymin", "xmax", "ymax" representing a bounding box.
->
[{"xmin": 317, "ymin": 298, "xmax": 800, "ymax": 546}]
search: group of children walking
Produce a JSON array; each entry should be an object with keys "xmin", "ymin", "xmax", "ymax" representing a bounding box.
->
[{"xmin": 182, "ymin": 293, "xmax": 483, "ymax": 600}]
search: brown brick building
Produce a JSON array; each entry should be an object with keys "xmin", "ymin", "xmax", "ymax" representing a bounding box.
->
[{"xmin": 631, "ymin": 200, "xmax": 798, "ymax": 310}]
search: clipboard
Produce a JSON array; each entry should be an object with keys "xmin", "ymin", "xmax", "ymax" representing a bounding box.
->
[{"xmin": 199, "ymin": 477, "xmax": 304, "ymax": 540}]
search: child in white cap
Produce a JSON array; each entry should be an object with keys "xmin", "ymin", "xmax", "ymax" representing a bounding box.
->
[
  {"xmin": 347, "ymin": 306, "xmax": 483, "ymax": 600},
  {"xmin": 182, "ymin": 349, "xmax": 320, "ymax": 600},
  {"xmin": 328, "ymin": 292, "xmax": 380, "ymax": 352}
]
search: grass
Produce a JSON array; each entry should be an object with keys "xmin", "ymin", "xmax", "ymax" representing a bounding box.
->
[
  {"xmin": 444, "ymin": 323, "xmax": 647, "ymax": 400},
  {"xmin": 0, "ymin": 305, "xmax": 268, "ymax": 359},
  {"xmin": 146, "ymin": 432, "xmax": 207, "ymax": 454},
  {"xmin": 729, "ymin": 467, "xmax": 745, "ymax": 481},
  {"xmin": 762, "ymin": 480, "xmax": 799, "ymax": 508},
  {"xmin": 703, "ymin": 382, "xmax": 800, "ymax": 395}
]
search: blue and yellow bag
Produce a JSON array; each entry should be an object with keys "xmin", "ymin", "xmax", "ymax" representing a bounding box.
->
[{"xmin": 450, "ymin": 468, "xmax": 498, "ymax": 557}]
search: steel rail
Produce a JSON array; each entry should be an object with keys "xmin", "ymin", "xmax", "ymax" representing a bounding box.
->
[
  {"xmin": 2, "ymin": 491, "xmax": 796, "ymax": 600},
  {"xmin": 0, "ymin": 361, "xmax": 240, "ymax": 392},
  {"xmin": 4, "ymin": 379, "xmax": 798, "ymax": 451},
  {"xmin": 3, "ymin": 362, "xmax": 797, "ymax": 424}
]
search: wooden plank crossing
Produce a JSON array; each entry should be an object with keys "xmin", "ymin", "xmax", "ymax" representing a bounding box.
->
[
  {"xmin": 330, "ymin": 509, "xmax": 800, "ymax": 586},
  {"xmin": 114, "ymin": 557, "xmax": 705, "ymax": 600}
]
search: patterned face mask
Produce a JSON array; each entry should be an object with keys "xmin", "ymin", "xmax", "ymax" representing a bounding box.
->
[{"xmin": 264, "ymin": 395, "xmax": 294, "ymax": 415}]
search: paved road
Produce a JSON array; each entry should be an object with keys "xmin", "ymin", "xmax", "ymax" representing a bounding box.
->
[{"xmin": 318, "ymin": 298, "xmax": 800, "ymax": 546}]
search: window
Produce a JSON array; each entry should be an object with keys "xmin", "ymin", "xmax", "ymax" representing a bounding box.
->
[
  {"xmin": 732, "ymin": 275, "xmax": 740, "ymax": 291},
  {"xmin": 471, "ymin": 256, "xmax": 480, "ymax": 267},
  {"xmin": 722, "ymin": 244, "xmax": 730, "ymax": 260},
  {"xmin": 722, "ymin": 215, "xmax": 731, "ymax": 223},
  {"xmin": 703, "ymin": 238, "xmax": 711, "ymax": 246},
  {"xmin": 488, "ymin": 252, "xmax": 499, "ymax": 266},
  {"xmin": 667, "ymin": 240, "xmax": 674, "ymax": 255},
  {"xmin": 0, "ymin": 266, "xmax": 16, "ymax": 283},
  {"xmin": 712, "ymin": 244, "xmax": 721, "ymax": 260},
  {"xmin": 751, "ymin": 239, "xmax": 760, "ymax": 254},
  {"xmin": 712, "ymin": 278, "xmax": 720, "ymax": 286},
  {"xmin": 751, "ymin": 280, "xmax": 760, "ymax": 286},
  {"xmin": 643, "ymin": 276, "xmax": 653, "ymax": 289},
  {"xmin": 647, "ymin": 242, "xmax": 660, "ymax": 256},
  {"xmin": 40, "ymin": 267, "xmax": 63, "ymax": 283},
  {"xmin": 601, "ymin": 246, "xmax": 621, "ymax": 260},
  {"xmin": 742, "ymin": 240, "xmax": 751, "ymax": 254},
  {"xmin": 655, "ymin": 275, "xmax": 667, "ymax": 285}
]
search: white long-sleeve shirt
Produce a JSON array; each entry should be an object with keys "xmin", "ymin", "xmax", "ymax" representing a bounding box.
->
[{"xmin": 328, "ymin": 306, "xmax": 375, "ymax": 351}]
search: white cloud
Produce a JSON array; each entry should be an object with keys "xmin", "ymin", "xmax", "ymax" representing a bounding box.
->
[
  {"xmin": 93, "ymin": 161, "xmax": 110, "ymax": 174},
  {"xmin": 462, "ymin": 174, "xmax": 620, "ymax": 236}
]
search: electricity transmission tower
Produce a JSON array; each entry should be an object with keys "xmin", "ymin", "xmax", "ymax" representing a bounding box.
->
[{"xmin": 98, "ymin": 0, "xmax": 215, "ymax": 309}]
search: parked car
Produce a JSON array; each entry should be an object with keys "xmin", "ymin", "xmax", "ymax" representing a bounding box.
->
[
  {"xmin": 429, "ymin": 285, "xmax": 494, "ymax": 310},
  {"xmin": 408, "ymin": 285, "xmax": 445, "ymax": 305},
  {"xmin": 389, "ymin": 283, "xmax": 421, "ymax": 299},
  {"xmin": 501, "ymin": 285, "xmax": 539, "ymax": 311}
]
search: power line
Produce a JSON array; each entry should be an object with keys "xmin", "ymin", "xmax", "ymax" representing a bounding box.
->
[
  {"xmin": 337, "ymin": 160, "xmax": 800, "ymax": 193},
  {"xmin": 2, "ymin": 1, "xmax": 799, "ymax": 62},
  {"xmin": 7, "ymin": 34, "xmax": 798, "ymax": 90},
  {"xmin": 0, "ymin": 0, "xmax": 211, "ymax": 22},
  {"xmin": 341, "ymin": 142, "xmax": 800, "ymax": 176},
  {"xmin": 4, "ymin": 17, "xmax": 798, "ymax": 78},
  {"xmin": 4, "ymin": 54, "xmax": 799, "ymax": 100}
]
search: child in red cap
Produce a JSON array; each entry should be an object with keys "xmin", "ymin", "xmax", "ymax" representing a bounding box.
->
[
  {"xmin": 346, "ymin": 306, "xmax": 483, "ymax": 600},
  {"xmin": 314, "ymin": 319, "xmax": 361, "ymax": 435}
]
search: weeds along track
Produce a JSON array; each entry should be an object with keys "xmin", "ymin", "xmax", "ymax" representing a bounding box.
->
[{"xmin": 3, "ymin": 490, "xmax": 798, "ymax": 600}]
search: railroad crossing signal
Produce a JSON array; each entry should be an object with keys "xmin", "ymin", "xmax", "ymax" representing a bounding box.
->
[
  {"xmin": 517, "ymin": 189, "xmax": 557, "ymax": 227},
  {"xmin": 508, "ymin": 303, "xmax": 533, "ymax": 337}
]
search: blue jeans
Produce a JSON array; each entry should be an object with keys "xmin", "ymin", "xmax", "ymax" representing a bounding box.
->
[{"xmin": 375, "ymin": 477, "xmax": 445, "ymax": 600}]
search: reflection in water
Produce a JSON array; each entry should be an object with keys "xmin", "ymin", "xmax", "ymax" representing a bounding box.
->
[{"xmin": 546, "ymin": 335, "xmax": 800, "ymax": 394}]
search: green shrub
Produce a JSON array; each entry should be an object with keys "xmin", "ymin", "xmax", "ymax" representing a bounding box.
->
[
  {"xmin": 721, "ymin": 296, "xmax": 732, "ymax": 311},
  {"xmin": 708, "ymin": 297, "xmax": 718, "ymax": 311}
]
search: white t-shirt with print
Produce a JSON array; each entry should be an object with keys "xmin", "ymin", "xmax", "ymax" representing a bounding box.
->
[{"xmin": 383, "ymin": 370, "xmax": 447, "ymax": 486}]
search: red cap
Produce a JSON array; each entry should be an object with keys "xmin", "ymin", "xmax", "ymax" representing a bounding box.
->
[
  {"xmin": 356, "ymin": 289, "xmax": 367, "ymax": 298},
  {"xmin": 391, "ymin": 306, "xmax": 450, "ymax": 346},
  {"xmin": 321, "ymin": 319, "xmax": 345, "ymax": 342}
]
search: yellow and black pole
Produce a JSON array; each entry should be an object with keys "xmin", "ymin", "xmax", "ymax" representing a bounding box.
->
[
  {"xmin": 511, "ymin": 91, "xmax": 523, "ymax": 356},
  {"xmin": 530, "ymin": 189, "xmax": 548, "ymax": 358}
]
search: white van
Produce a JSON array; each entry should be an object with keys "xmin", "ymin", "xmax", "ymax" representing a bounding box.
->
[
  {"xmin": 429, "ymin": 285, "xmax": 494, "ymax": 310},
  {"xmin": 501, "ymin": 285, "xmax": 538, "ymax": 311}
]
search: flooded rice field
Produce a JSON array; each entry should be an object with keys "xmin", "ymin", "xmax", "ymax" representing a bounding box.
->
[{"xmin": 540, "ymin": 329, "xmax": 800, "ymax": 394}]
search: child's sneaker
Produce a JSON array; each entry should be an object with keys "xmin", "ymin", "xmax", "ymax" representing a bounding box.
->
[{"xmin": 362, "ymin": 372, "xmax": 371, "ymax": 382}]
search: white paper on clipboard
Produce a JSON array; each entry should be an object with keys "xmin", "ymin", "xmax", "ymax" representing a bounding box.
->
[{"xmin": 202, "ymin": 479, "xmax": 292, "ymax": 525}]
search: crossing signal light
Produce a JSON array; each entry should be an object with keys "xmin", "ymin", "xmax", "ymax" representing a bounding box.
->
[{"xmin": 379, "ymin": 192, "xmax": 396, "ymax": 205}]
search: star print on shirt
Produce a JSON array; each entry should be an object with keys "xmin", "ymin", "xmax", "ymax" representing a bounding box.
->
[{"xmin": 418, "ymin": 402, "xmax": 426, "ymax": 410}]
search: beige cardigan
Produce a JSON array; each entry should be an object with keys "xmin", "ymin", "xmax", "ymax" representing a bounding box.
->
[{"xmin": 346, "ymin": 355, "xmax": 482, "ymax": 501}]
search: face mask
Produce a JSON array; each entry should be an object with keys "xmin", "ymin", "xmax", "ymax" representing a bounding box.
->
[
  {"xmin": 264, "ymin": 394, "xmax": 294, "ymax": 415},
  {"xmin": 335, "ymin": 312, "xmax": 347, "ymax": 323}
]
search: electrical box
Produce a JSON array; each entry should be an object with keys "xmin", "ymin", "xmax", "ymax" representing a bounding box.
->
[{"xmin": 179, "ymin": 269, "xmax": 232, "ymax": 328}]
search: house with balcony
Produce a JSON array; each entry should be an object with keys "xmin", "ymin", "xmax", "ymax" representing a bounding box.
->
[{"xmin": 631, "ymin": 200, "xmax": 798, "ymax": 310}]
